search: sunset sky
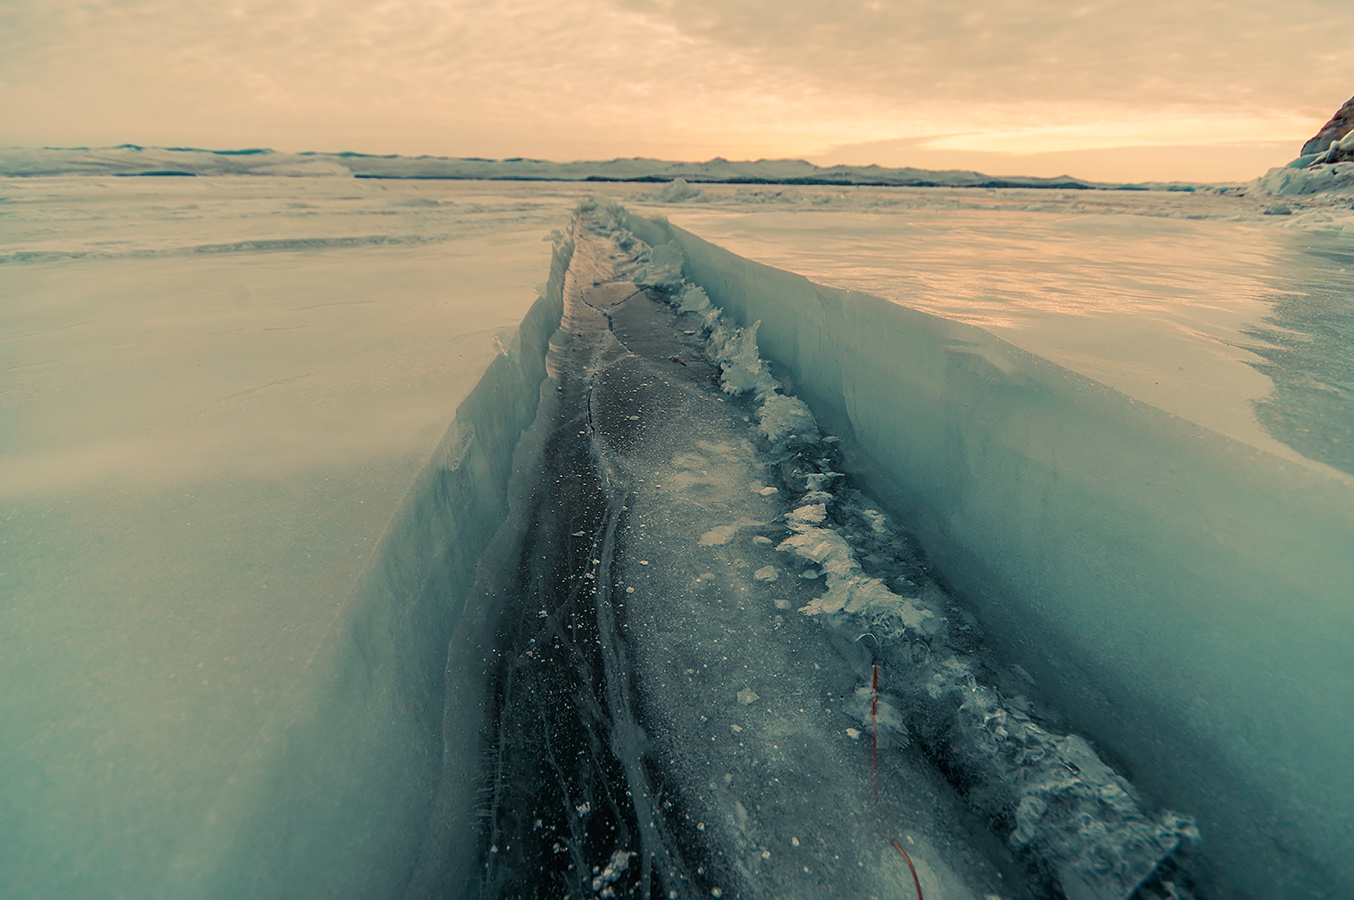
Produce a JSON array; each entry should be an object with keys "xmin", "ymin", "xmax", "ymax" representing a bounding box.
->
[{"xmin": 2, "ymin": 0, "xmax": 1350, "ymax": 182}]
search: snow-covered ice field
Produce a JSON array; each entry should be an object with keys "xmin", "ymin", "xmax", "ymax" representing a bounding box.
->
[{"xmin": 2, "ymin": 175, "xmax": 1352, "ymax": 899}]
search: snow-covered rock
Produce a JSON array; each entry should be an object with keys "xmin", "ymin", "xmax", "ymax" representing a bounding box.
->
[
  {"xmin": 1300, "ymin": 94, "xmax": 1354, "ymax": 156},
  {"xmin": 1254, "ymin": 93, "xmax": 1354, "ymax": 195}
]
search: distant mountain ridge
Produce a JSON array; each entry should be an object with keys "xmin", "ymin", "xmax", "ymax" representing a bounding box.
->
[{"xmin": 0, "ymin": 144, "xmax": 1122, "ymax": 189}]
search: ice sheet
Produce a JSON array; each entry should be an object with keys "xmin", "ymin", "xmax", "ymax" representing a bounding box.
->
[
  {"xmin": 0, "ymin": 177, "xmax": 621, "ymax": 899},
  {"xmin": 6, "ymin": 176, "xmax": 1349, "ymax": 899},
  {"xmin": 637, "ymin": 187, "xmax": 1354, "ymax": 474}
]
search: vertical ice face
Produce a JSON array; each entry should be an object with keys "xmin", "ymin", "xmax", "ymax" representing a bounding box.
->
[{"xmin": 622, "ymin": 209, "xmax": 1354, "ymax": 900}]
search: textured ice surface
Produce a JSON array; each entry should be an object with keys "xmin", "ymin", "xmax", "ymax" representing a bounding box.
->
[
  {"xmin": 559, "ymin": 225, "xmax": 1035, "ymax": 899},
  {"xmin": 647, "ymin": 193, "xmax": 1354, "ymax": 470}
]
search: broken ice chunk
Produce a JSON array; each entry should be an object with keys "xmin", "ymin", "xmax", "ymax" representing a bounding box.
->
[
  {"xmin": 737, "ymin": 689, "xmax": 760, "ymax": 705},
  {"xmin": 711, "ymin": 320, "xmax": 777, "ymax": 398},
  {"xmin": 786, "ymin": 504, "xmax": 827, "ymax": 528},
  {"xmin": 859, "ymin": 507, "xmax": 889, "ymax": 534},
  {"xmin": 758, "ymin": 394, "xmax": 820, "ymax": 446},
  {"xmin": 699, "ymin": 525, "xmax": 740, "ymax": 546},
  {"xmin": 591, "ymin": 849, "xmax": 636, "ymax": 893},
  {"xmin": 778, "ymin": 527, "xmax": 857, "ymax": 577},
  {"xmin": 753, "ymin": 565, "xmax": 779, "ymax": 582},
  {"xmin": 676, "ymin": 283, "xmax": 712, "ymax": 313}
]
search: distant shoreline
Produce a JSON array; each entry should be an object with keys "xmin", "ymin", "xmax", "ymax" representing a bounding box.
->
[{"xmin": 3, "ymin": 144, "xmax": 1206, "ymax": 190}]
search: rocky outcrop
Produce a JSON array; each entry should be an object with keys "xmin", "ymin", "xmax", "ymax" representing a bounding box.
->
[{"xmin": 1300, "ymin": 95, "xmax": 1354, "ymax": 156}]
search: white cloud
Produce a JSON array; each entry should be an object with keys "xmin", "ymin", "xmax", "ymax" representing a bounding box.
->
[
  {"xmin": 917, "ymin": 115, "xmax": 1322, "ymax": 155},
  {"xmin": 0, "ymin": 0, "xmax": 1348, "ymax": 179}
]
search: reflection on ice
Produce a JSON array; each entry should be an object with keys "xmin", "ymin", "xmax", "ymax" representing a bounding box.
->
[{"xmin": 648, "ymin": 192, "xmax": 1354, "ymax": 474}]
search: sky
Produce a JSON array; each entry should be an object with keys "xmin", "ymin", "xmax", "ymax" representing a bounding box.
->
[{"xmin": 1, "ymin": 0, "xmax": 1351, "ymax": 183}]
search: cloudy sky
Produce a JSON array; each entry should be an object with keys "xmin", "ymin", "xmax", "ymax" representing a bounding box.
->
[{"xmin": 2, "ymin": 0, "xmax": 1350, "ymax": 181}]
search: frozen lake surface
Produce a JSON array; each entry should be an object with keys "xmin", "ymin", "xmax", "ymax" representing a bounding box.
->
[
  {"xmin": 0, "ymin": 177, "xmax": 602, "ymax": 898},
  {"xmin": 2, "ymin": 177, "xmax": 1351, "ymax": 900},
  {"xmin": 641, "ymin": 186, "xmax": 1354, "ymax": 478}
]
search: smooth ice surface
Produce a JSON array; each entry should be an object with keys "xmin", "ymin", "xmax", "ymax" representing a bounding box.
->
[
  {"xmin": 623, "ymin": 206, "xmax": 1354, "ymax": 899},
  {"xmin": 637, "ymin": 186, "xmax": 1354, "ymax": 475},
  {"xmin": 0, "ymin": 177, "xmax": 619, "ymax": 899}
]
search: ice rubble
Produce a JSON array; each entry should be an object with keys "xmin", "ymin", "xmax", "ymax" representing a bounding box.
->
[
  {"xmin": 1252, "ymin": 152, "xmax": 1354, "ymax": 197},
  {"xmin": 641, "ymin": 177, "xmax": 708, "ymax": 203},
  {"xmin": 609, "ymin": 208, "xmax": 1198, "ymax": 899},
  {"xmin": 619, "ymin": 207, "xmax": 1354, "ymax": 900}
]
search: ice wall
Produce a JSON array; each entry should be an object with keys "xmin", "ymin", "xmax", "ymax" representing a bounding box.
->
[
  {"xmin": 624, "ymin": 212, "xmax": 1354, "ymax": 900},
  {"xmin": 162, "ymin": 237, "xmax": 570, "ymax": 899}
]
